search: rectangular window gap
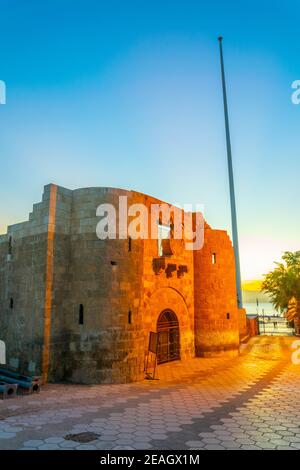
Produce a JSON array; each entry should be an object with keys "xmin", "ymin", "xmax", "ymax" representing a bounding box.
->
[
  {"xmin": 8, "ymin": 237, "xmax": 12, "ymax": 255},
  {"xmin": 79, "ymin": 304, "xmax": 84, "ymax": 325},
  {"xmin": 158, "ymin": 224, "xmax": 172, "ymax": 257}
]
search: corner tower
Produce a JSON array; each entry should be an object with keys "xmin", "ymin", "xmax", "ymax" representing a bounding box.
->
[{"xmin": 194, "ymin": 226, "xmax": 240, "ymax": 357}]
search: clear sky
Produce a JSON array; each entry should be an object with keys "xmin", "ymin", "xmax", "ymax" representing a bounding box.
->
[{"xmin": 0, "ymin": 0, "xmax": 299, "ymax": 280}]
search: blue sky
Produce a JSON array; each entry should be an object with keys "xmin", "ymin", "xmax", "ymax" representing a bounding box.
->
[{"xmin": 0, "ymin": 0, "xmax": 299, "ymax": 279}]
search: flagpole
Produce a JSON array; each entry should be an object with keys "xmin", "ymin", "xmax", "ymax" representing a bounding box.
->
[{"xmin": 218, "ymin": 36, "xmax": 243, "ymax": 309}]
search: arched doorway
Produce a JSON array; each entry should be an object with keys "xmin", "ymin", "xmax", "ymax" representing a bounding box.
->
[{"xmin": 157, "ymin": 310, "xmax": 180, "ymax": 364}]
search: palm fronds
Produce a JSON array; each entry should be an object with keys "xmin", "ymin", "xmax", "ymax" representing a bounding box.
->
[{"xmin": 261, "ymin": 251, "xmax": 300, "ymax": 317}]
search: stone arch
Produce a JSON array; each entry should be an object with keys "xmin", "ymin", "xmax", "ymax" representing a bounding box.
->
[
  {"xmin": 157, "ymin": 309, "xmax": 180, "ymax": 364},
  {"xmin": 143, "ymin": 286, "xmax": 194, "ymax": 361}
]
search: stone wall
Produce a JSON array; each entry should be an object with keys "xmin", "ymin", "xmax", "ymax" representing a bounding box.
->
[
  {"xmin": 194, "ymin": 227, "xmax": 240, "ymax": 357},
  {"xmin": 247, "ymin": 316, "xmax": 260, "ymax": 337},
  {"xmin": 0, "ymin": 183, "xmax": 244, "ymax": 383},
  {"xmin": 50, "ymin": 187, "xmax": 145, "ymax": 384},
  {"xmin": 139, "ymin": 195, "xmax": 195, "ymax": 363},
  {"xmin": 239, "ymin": 308, "xmax": 248, "ymax": 340},
  {"xmin": 0, "ymin": 188, "xmax": 53, "ymax": 375},
  {"xmin": 0, "ymin": 185, "xmax": 147, "ymax": 383}
]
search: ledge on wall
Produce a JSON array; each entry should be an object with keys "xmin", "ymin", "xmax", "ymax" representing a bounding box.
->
[{"xmin": 152, "ymin": 257, "xmax": 188, "ymax": 279}]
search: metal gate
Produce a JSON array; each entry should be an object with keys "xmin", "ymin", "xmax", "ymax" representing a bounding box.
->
[{"xmin": 157, "ymin": 310, "xmax": 180, "ymax": 364}]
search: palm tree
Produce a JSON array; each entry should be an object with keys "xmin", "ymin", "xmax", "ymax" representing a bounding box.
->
[{"xmin": 261, "ymin": 251, "xmax": 300, "ymax": 335}]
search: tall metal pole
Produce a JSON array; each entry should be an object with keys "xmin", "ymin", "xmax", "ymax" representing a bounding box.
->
[{"xmin": 218, "ymin": 36, "xmax": 243, "ymax": 309}]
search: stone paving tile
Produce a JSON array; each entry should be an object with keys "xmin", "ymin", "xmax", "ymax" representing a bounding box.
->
[
  {"xmin": 0, "ymin": 336, "xmax": 299, "ymax": 451},
  {"xmin": 23, "ymin": 439, "xmax": 44, "ymax": 447}
]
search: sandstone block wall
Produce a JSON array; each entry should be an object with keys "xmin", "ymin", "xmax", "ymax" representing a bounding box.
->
[
  {"xmin": 0, "ymin": 183, "xmax": 244, "ymax": 383},
  {"xmin": 0, "ymin": 186, "xmax": 54, "ymax": 374},
  {"xmin": 247, "ymin": 316, "xmax": 260, "ymax": 337},
  {"xmin": 239, "ymin": 308, "xmax": 248, "ymax": 340},
  {"xmin": 138, "ymin": 194, "xmax": 195, "ymax": 362},
  {"xmin": 58, "ymin": 188, "xmax": 145, "ymax": 384},
  {"xmin": 194, "ymin": 227, "xmax": 240, "ymax": 357}
]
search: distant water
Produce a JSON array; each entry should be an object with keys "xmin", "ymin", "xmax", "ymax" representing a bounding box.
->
[{"xmin": 244, "ymin": 302, "xmax": 280, "ymax": 317}]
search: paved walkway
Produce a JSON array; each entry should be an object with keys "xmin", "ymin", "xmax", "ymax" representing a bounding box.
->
[{"xmin": 0, "ymin": 336, "xmax": 299, "ymax": 450}]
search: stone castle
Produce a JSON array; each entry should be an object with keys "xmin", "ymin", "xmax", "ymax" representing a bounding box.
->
[{"xmin": 0, "ymin": 184, "xmax": 247, "ymax": 384}]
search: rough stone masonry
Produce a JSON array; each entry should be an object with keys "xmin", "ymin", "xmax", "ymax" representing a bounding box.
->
[{"xmin": 0, "ymin": 184, "xmax": 247, "ymax": 384}]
